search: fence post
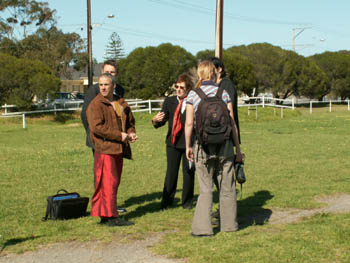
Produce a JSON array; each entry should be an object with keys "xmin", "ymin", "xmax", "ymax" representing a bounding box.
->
[
  {"xmin": 262, "ymin": 96, "xmax": 265, "ymax": 108},
  {"xmin": 281, "ymin": 107, "xmax": 284, "ymax": 118},
  {"xmin": 310, "ymin": 101, "xmax": 312, "ymax": 114},
  {"xmin": 329, "ymin": 101, "xmax": 332, "ymax": 112},
  {"xmin": 54, "ymin": 103, "xmax": 57, "ymax": 116},
  {"xmin": 148, "ymin": 99, "xmax": 152, "ymax": 114},
  {"xmin": 23, "ymin": 113, "xmax": 26, "ymax": 129},
  {"xmin": 248, "ymin": 106, "xmax": 250, "ymax": 116},
  {"xmin": 5, "ymin": 104, "xmax": 8, "ymax": 114},
  {"xmin": 292, "ymin": 98, "xmax": 295, "ymax": 110},
  {"xmin": 255, "ymin": 105, "xmax": 258, "ymax": 120}
]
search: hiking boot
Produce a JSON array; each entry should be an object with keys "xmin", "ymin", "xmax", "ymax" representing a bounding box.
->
[{"xmin": 106, "ymin": 217, "xmax": 134, "ymax": 227}]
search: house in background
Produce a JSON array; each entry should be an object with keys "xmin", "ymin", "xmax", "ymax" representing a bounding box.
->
[{"xmin": 60, "ymin": 64, "xmax": 103, "ymax": 94}]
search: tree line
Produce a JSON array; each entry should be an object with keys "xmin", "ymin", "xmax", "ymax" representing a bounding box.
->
[{"xmin": 1, "ymin": 1, "xmax": 349, "ymax": 109}]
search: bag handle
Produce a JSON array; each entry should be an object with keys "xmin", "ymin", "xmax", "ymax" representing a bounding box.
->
[{"xmin": 56, "ymin": 189, "xmax": 68, "ymax": 194}]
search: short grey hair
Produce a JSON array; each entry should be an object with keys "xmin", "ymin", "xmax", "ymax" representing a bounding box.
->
[{"xmin": 100, "ymin": 72, "xmax": 116, "ymax": 86}]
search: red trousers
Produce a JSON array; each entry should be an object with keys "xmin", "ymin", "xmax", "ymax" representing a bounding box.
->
[{"xmin": 91, "ymin": 152, "xmax": 123, "ymax": 218}]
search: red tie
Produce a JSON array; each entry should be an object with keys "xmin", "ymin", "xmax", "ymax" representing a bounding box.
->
[{"xmin": 171, "ymin": 98, "xmax": 184, "ymax": 145}]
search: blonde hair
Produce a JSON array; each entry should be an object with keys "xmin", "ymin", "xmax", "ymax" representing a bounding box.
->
[{"xmin": 195, "ymin": 60, "xmax": 216, "ymax": 89}]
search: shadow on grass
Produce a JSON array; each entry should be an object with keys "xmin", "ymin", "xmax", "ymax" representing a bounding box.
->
[
  {"xmin": 0, "ymin": 236, "xmax": 42, "ymax": 253},
  {"xmin": 237, "ymin": 190, "xmax": 274, "ymax": 230},
  {"xmin": 121, "ymin": 190, "xmax": 198, "ymax": 220},
  {"xmin": 121, "ymin": 191, "xmax": 163, "ymax": 220}
]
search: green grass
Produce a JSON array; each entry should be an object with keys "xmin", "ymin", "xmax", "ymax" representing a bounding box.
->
[{"xmin": 0, "ymin": 107, "xmax": 349, "ymax": 262}]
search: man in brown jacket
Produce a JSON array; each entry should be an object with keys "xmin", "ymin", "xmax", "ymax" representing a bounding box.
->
[{"xmin": 87, "ymin": 73, "xmax": 138, "ymax": 227}]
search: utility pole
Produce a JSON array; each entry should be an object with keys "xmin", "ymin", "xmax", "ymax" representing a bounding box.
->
[
  {"xmin": 87, "ymin": 0, "xmax": 93, "ymax": 88},
  {"xmin": 215, "ymin": 0, "xmax": 223, "ymax": 59},
  {"xmin": 292, "ymin": 26, "xmax": 311, "ymax": 52}
]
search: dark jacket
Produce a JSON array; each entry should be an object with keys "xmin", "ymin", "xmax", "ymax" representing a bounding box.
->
[
  {"xmin": 219, "ymin": 77, "xmax": 241, "ymax": 144},
  {"xmin": 86, "ymin": 94, "xmax": 134, "ymax": 157},
  {"xmin": 152, "ymin": 96, "xmax": 192, "ymax": 149},
  {"xmin": 81, "ymin": 83, "xmax": 124, "ymax": 148}
]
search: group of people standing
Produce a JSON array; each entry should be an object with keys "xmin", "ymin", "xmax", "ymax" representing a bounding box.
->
[{"xmin": 81, "ymin": 57, "xmax": 243, "ymax": 236}]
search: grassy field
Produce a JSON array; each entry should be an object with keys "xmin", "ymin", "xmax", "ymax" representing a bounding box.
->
[{"xmin": 0, "ymin": 106, "xmax": 349, "ymax": 262}]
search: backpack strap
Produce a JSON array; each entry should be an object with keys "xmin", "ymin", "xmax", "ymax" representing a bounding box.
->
[
  {"xmin": 215, "ymin": 87, "xmax": 224, "ymax": 99},
  {"xmin": 193, "ymin": 88, "xmax": 207, "ymax": 100}
]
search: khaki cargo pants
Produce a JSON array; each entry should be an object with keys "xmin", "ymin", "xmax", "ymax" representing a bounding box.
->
[{"xmin": 192, "ymin": 141, "xmax": 238, "ymax": 235}]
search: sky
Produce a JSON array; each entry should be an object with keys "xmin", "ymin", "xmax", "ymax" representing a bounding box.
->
[{"xmin": 43, "ymin": 0, "xmax": 350, "ymax": 62}]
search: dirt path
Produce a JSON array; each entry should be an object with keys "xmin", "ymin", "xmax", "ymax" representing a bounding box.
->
[{"xmin": 1, "ymin": 194, "xmax": 349, "ymax": 263}]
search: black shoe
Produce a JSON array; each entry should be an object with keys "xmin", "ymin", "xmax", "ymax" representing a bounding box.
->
[
  {"xmin": 117, "ymin": 207, "xmax": 127, "ymax": 213},
  {"xmin": 99, "ymin": 217, "xmax": 108, "ymax": 224},
  {"xmin": 191, "ymin": 233, "xmax": 213, "ymax": 238},
  {"xmin": 106, "ymin": 217, "xmax": 134, "ymax": 227}
]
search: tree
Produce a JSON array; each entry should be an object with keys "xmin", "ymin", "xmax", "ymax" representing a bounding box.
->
[
  {"xmin": 104, "ymin": 32, "xmax": 124, "ymax": 61},
  {"xmin": 0, "ymin": 53, "xmax": 60, "ymax": 109},
  {"xmin": 311, "ymin": 51, "xmax": 350, "ymax": 100},
  {"xmin": 0, "ymin": 26, "xmax": 88, "ymax": 78},
  {"xmin": 119, "ymin": 43, "xmax": 196, "ymax": 99},
  {"xmin": 0, "ymin": 0, "xmax": 56, "ymax": 40}
]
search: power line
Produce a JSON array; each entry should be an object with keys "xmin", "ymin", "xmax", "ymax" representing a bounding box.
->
[{"xmin": 147, "ymin": 0, "xmax": 307, "ymax": 26}]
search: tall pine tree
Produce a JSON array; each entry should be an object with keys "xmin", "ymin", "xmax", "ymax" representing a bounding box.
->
[{"xmin": 103, "ymin": 32, "xmax": 124, "ymax": 61}]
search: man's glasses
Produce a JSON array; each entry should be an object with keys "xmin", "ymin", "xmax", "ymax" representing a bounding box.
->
[{"xmin": 175, "ymin": 84, "xmax": 186, "ymax": 90}]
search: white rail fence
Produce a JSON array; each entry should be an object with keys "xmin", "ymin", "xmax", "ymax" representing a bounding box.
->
[{"xmin": 2, "ymin": 96, "xmax": 349, "ymax": 128}]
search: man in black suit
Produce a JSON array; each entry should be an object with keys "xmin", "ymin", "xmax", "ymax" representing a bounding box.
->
[{"xmin": 152, "ymin": 73, "xmax": 195, "ymax": 210}]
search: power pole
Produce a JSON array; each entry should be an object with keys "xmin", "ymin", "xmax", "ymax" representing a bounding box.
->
[
  {"xmin": 215, "ymin": 0, "xmax": 223, "ymax": 59},
  {"xmin": 292, "ymin": 26, "xmax": 311, "ymax": 52},
  {"xmin": 87, "ymin": 0, "xmax": 93, "ymax": 88}
]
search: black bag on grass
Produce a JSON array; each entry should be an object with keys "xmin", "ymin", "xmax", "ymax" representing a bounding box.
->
[{"xmin": 42, "ymin": 189, "xmax": 89, "ymax": 221}]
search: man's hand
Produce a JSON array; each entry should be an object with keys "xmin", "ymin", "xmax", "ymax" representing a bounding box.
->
[
  {"xmin": 152, "ymin": 112, "xmax": 165, "ymax": 123},
  {"xmin": 121, "ymin": 132, "xmax": 129, "ymax": 142},
  {"xmin": 128, "ymin": 133, "xmax": 138, "ymax": 143}
]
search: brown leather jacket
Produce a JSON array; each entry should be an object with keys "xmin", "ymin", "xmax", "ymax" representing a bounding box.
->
[{"xmin": 87, "ymin": 94, "xmax": 135, "ymax": 157}]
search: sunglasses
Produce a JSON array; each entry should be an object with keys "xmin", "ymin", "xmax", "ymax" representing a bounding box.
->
[{"xmin": 175, "ymin": 84, "xmax": 186, "ymax": 90}]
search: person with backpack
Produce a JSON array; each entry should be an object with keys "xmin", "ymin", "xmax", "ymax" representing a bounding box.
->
[{"xmin": 185, "ymin": 60, "xmax": 243, "ymax": 237}]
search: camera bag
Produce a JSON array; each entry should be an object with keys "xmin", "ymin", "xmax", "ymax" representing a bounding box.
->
[{"xmin": 42, "ymin": 189, "xmax": 89, "ymax": 221}]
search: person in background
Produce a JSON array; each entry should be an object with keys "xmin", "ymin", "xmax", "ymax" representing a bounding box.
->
[
  {"xmin": 152, "ymin": 73, "xmax": 195, "ymax": 210},
  {"xmin": 87, "ymin": 73, "xmax": 137, "ymax": 227},
  {"xmin": 81, "ymin": 59, "xmax": 127, "ymax": 214},
  {"xmin": 210, "ymin": 57, "xmax": 240, "ymax": 143},
  {"xmin": 185, "ymin": 61, "xmax": 243, "ymax": 237}
]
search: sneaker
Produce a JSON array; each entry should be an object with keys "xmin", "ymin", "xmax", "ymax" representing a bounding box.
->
[{"xmin": 106, "ymin": 217, "xmax": 134, "ymax": 227}]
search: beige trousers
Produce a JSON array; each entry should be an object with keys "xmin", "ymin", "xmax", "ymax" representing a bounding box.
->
[{"xmin": 192, "ymin": 141, "xmax": 238, "ymax": 235}]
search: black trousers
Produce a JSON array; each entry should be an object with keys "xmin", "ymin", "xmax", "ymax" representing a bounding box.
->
[{"xmin": 161, "ymin": 146, "xmax": 195, "ymax": 208}]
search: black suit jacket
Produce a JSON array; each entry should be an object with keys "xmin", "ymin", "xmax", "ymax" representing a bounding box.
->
[
  {"xmin": 81, "ymin": 83, "xmax": 125, "ymax": 148},
  {"xmin": 153, "ymin": 96, "xmax": 190, "ymax": 149}
]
